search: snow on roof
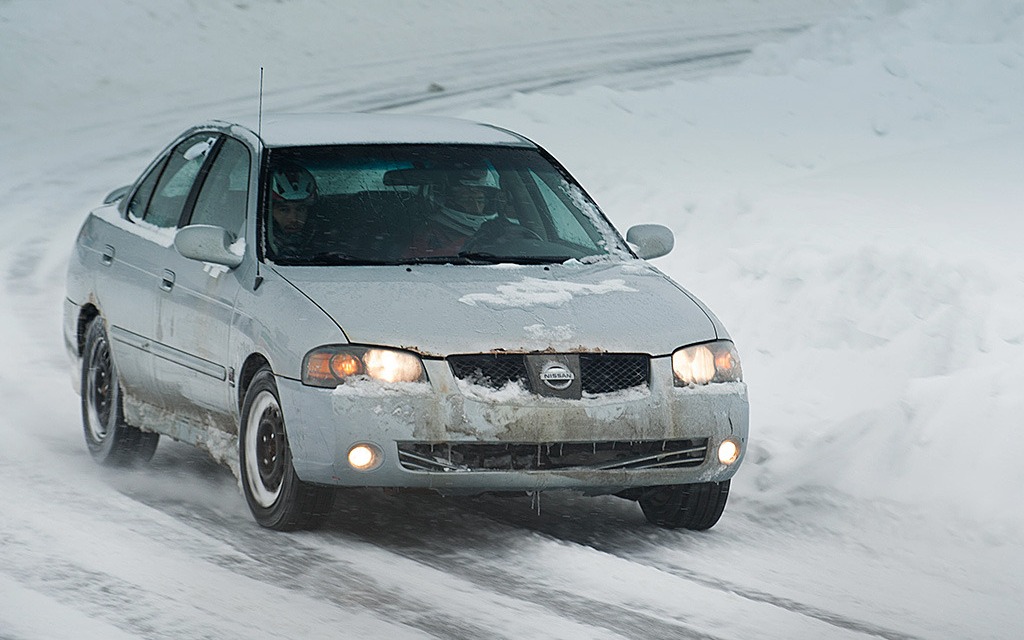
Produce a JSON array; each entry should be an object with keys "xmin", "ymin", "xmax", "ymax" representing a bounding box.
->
[{"xmin": 226, "ymin": 113, "xmax": 535, "ymax": 147}]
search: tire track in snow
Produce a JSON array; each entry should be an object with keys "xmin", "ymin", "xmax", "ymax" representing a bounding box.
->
[
  {"xmin": 443, "ymin": 494, "xmax": 928, "ymax": 640},
  {"xmin": 129, "ymin": 480, "xmax": 896, "ymax": 639},
  {"xmin": 626, "ymin": 563, "xmax": 923, "ymax": 640},
  {"xmin": 120, "ymin": 491, "xmax": 626, "ymax": 640},
  {"xmin": 266, "ymin": 25, "xmax": 805, "ymax": 116},
  {"xmin": 316, "ymin": 491, "xmax": 912, "ymax": 639},
  {"xmin": 137, "ymin": 491, "xmax": 724, "ymax": 640},
  {"xmin": 0, "ymin": 462, "xmax": 436, "ymax": 639}
]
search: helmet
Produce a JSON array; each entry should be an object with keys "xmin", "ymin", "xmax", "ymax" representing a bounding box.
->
[
  {"xmin": 448, "ymin": 166, "xmax": 497, "ymax": 207},
  {"xmin": 449, "ymin": 165, "xmax": 497, "ymax": 190},
  {"xmin": 270, "ymin": 163, "xmax": 318, "ymax": 204},
  {"xmin": 428, "ymin": 164, "xmax": 499, "ymax": 232}
]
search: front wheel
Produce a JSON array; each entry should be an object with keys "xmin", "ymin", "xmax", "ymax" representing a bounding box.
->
[
  {"xmin": 239, "ymin": 368, "xmax": 335, "ymax": 530},
  {"xmin": 81, "ymin": 317, "xmax": 159, "ymax": 465},
  {"xmin": 638, "ymin": 481, "xmax": 730, "ymax": 530}
]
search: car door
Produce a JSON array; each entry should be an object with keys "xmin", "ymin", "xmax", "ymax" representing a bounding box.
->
[
  {"xmin": 149, "ymin": 135, "xmax": 252, "ymax": 434},
  {"xmin": 96, "ymin": 132, "xmax": 217, "ymax": 411}
]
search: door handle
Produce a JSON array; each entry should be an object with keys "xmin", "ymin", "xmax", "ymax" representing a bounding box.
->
[
  {"xmin": 161, "ymin": 269, "xmax": 175, "ymax": 292},
  {"xmin": 101, "ymin": 245, "xmax": 115, "ymax": 266}
]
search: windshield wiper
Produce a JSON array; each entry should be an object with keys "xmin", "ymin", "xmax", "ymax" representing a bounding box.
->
[
  {"xmin": 398, "ymin": 252, "xmax": 576, "ymax": 266},
  {"xmin": 400, "ymin": 255, "xmax": 491, "ymax": 265},
  {"xmin": 456, "ymin": 251, "xmax": 575, "ymax": 265},
  {"xmin": 278, "ymin": 251, "xmax": 397, "ymax": 266}
]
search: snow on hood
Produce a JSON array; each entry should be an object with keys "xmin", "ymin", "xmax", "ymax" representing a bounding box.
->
[{"xmin": 273, "ymin": 260, "xmax": 718, "ymax": 356}]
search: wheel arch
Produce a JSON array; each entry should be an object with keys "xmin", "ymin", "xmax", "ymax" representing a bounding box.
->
[
  {"xmin": 77, "ymin": 303, "xmax": 101, "ymax": 357},
  {"xmin": 237, "ymin": 353, "xmax": 273, "ymax": 411}
]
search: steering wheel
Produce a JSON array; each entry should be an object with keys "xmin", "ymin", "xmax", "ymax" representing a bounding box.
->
[{"xmin": 465, "ymin": 219, "xmax": 543, "ymax": 251}]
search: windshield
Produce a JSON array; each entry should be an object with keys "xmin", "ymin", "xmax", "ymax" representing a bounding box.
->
[{"xmin": 262, "ymin": 144, "xmax": 630, "ymax": 265}]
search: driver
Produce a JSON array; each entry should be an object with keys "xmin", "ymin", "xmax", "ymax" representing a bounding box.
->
[
  {"xmin": 405, "ymin": 167, "xmax": 499, "ymax": 258},
  {"xmin": 268, "ymin": 162, "xmax": 318, "ymax": 257}
]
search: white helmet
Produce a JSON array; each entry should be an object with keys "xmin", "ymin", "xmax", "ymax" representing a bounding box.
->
[
  {"xmin": 271, "ymin": 163, "xmax": 318, "ymax": 204},
  {"xmin": 448, "ymin": 165, "xmax": 498, "ymax": 192},
  {"xmin": 431, "ymin": 165, "xmax": 498, "ymax": 232}
]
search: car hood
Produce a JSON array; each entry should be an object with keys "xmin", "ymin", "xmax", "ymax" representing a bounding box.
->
[{"xmin": 273, "ymin": 261, "xmax": 719, "ymax": 356}]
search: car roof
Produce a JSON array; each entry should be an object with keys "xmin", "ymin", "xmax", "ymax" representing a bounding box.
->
[{"xmin": 214, "ymin": 113, "xmax": 536, "ymax": 148}]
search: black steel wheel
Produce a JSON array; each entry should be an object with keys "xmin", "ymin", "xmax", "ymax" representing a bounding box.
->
[
  {"xmin": 81, "ymin": 317, "xmax": 158, "ymax": 465},
  {"xmin": 239, "ymin": 368, "xmax": 335, "ymax": 531},
  {"xmin": 638, "ymin": 480, "xmax": 730, "ymax": 530}
]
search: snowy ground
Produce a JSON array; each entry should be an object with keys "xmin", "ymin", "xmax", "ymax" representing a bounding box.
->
[{"xmin": 2, "ymin": 0, "xmax": 1023, "ymax": 638}]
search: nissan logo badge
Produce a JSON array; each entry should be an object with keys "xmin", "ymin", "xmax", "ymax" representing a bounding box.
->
[{"xmin": 540, "ymin": 362, "xmax": 575, "ymax": 390}]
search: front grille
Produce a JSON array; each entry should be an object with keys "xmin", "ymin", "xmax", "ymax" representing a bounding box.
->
[
  {"xmin": 448, "ymin": 354, "xmax": 528, "ymax": 388},
  {"xmin": 448, "ymin": 353, "xmax": 650, "ymax": 395},
  {"xmin": 398, "ymin": 439, "xmax": 707, "ymax": 472},
  {"xmin": 580, "ymin": 353, "xmax": 649, "ymax": 394}
]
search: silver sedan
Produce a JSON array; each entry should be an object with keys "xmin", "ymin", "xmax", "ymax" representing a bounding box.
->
[{"xmin": 64, "ymin": 114, "xmax": 748, "ymax": 531}]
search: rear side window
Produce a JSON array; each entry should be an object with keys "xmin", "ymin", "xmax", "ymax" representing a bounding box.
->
[
  {"xmin": 188, "ymin": 137, "xmax": 251, "ymax": 238},
  {"xmin": 126, "ymin": 157, "xmax": 167, "ymax": 220},
  {"xmin": 134, "ymin": 134, "xmax": 218, "ymax": 229}
]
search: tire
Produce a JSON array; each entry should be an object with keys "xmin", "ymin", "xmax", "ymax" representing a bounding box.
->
[
  {"xmin": 638, "ymin": 480, "xmax": 730, "ymax": 530},
  {"xmin": 239, "ymin": 368, "xmax": 335, "ymax": 531},
  {"xmin": 81, "ymin": 317, "xmax": 159, "ymax": 465}
]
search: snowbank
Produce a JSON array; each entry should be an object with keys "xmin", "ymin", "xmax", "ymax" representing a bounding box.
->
[{"xmin": 466, "ymin": 0, "xmax": 1024, "ymax": 530}]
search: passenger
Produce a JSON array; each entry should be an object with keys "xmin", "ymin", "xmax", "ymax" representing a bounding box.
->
[{"xmin": 268, "ymin": 163, "xmax": 318, "ymax": 256}]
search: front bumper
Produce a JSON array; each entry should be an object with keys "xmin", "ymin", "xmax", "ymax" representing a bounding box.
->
[{"xmin": 278, "ymin": 357, "xmax": 748, "ymax": 494}]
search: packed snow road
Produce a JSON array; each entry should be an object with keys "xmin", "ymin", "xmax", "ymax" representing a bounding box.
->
[
  {"xmin": 3, "ymin": 2, "xmax": 1023, "ymax": 639},
  {"xmin": 2, "ymin": 439, "xmax": 967, "ymax": 640}
]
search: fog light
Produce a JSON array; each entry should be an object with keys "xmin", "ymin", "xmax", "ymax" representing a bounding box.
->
[
  {"xmin": 347, "ymin": 444, "xmax": 382, "ymax": 471},
  {"xmin": 718, "ymin": 439, "xmax": 741, "ymax": 465}
]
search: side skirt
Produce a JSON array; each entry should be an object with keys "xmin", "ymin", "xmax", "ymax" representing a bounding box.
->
[{"xmin": 122, "ymin": 392, "xmax": 240, "ymax": 477}]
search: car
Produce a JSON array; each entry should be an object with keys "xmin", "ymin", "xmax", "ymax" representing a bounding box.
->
[{"xmin": 64, "ymin": 113, "xmax": 748, "ymax": 531}]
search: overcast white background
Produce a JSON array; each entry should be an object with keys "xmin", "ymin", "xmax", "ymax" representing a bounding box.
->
[{"xmin": 1, "ymin": 1, "xmax": 1022, "ymax": 638}]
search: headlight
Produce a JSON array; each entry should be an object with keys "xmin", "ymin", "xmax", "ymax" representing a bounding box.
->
[
  {"xmin": 303, "ymin": 346, "xmax": 426, "ymax": 387},
  {"xmin": 672, "ymin": 340, "xmax": 743, "ymax": 386}
]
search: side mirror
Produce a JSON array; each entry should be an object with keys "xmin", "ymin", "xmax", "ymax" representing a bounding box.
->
[
  {"xmin": 175, "ymin": 225, "xmax": 244, "ymax": 268},
  {"xmin": 104, "ymin": 185, "xmax": 131, "ymax": 204},
  {"xmin": 626, "ymin": 224, "xmax": 675, "ymax": 260}
]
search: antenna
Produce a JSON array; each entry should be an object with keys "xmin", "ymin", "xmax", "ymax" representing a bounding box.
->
[{"xmin": 258, "ymin": 66, "xmax": 264, "ymax": 137}]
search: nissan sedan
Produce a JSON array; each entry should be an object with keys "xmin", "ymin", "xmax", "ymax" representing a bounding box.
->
[{"xmin": 64, "ymin": 114, "xmax": 748, "ymax": 531}]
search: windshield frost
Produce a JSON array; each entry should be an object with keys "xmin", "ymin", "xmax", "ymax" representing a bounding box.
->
[{"xmin": 263, "ymin": 144, "xmax": 630, "ymax": 265}]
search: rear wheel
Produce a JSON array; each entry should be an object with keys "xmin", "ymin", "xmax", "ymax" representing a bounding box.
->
[
  {"xmin": 638, "ymin": 481, "xmax": 730, "ymax": 530},
  {"xmin": 81, "ymin": 318, "xmax": 159, "ymax": 465},
  {"xmin": 239, "ymin": 368, "xmax": 335, "ymax": 530}
]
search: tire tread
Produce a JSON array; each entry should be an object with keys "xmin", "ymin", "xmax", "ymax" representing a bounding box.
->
[{"xmin": 639, "ymin": 480, "xmax": 730, "ymax": 530}]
